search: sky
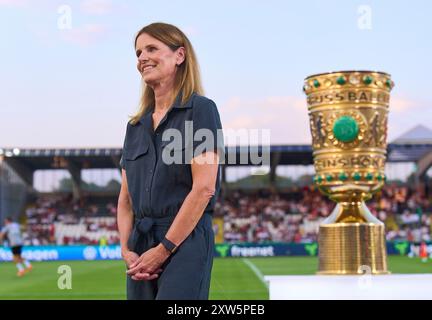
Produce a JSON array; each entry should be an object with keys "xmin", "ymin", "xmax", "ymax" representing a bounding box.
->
[{"xmin": 1, "ymin": 0, "xmax": 432, "ymax": 149}]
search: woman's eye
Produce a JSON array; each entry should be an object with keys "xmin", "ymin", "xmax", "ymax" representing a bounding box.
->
[
  {"xmin": 148, "ymin": 46, "xmax": 156, "ymax": 52},
  {"xmin": 136, "ymin": 50, "xmax": 141, "ymax": 58}
]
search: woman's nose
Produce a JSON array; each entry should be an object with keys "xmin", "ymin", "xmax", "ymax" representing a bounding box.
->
[{"xmin": 138, "ymin": 52, "xmax": 149, "ymax": 62}]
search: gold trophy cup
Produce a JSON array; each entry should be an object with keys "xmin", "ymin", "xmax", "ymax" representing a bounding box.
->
[{"xmin": 303, "ymin": 71, "xmax": 394, "ymax": 274}]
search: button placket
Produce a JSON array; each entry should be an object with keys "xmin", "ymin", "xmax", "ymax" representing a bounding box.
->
[
  {"xmin": 143, "ymin": 142, "xmax": 156, "ymax": 206},
  {"xmin": 147, "ymin": 141, "xmax": 159, "ymax": 208}
]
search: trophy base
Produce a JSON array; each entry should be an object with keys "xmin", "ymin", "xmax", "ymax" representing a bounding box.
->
[{"xmin": 317, "ymin": 223, "xmax": 389, "ymax": 275}]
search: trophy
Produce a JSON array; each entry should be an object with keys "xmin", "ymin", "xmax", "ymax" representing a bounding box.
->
[{"xmin": 303, "ymin": 71, "xmax": 394, "ymax": 274}]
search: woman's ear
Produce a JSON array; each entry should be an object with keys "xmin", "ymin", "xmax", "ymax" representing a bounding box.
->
[{"xmin": 176, "ymin": 47, "xmax": 186, "ymax": 66}]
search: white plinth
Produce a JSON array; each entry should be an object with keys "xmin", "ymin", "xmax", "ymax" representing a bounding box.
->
[{"xmin": 264, "ymin": 274, "xmax": 432, "ymax": 300}]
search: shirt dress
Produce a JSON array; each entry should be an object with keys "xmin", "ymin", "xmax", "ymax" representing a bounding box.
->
[{"xmin": 119, "ymin": 91, "xmax": 224, "ymax": 300}]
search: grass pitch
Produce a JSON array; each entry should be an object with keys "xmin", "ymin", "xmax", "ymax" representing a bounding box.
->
[{"xmin": 0, "ymin": 256, "xmax": 431, "ymax": 300}]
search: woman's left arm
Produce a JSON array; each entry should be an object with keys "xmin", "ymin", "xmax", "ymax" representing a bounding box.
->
[
  {"xmin": 127, "ymin": 151, "xmax": 219, "ymax": 280},
  {"xmin": 165, "ymin": 150, "xmax": 220, "ymax": 243}
]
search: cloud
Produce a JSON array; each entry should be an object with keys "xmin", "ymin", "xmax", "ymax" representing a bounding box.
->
[
  {"xmin": 59, "ymin": 23, "xmax": 108, "ymax": 46},
  {"xmin": 219, "ymin": 94, "xmax": 432, "ymax": 145},
  {"xmin": 80, "ymin": 0, "xmax": 112, "ymax": 15},
  {"xmin": 222, "ymin": 96, "xmax": 242, "ymax": 111},
  {"xmin": 223, "ymin": 96, "xmax": 305, "ymax": 111},
  {"xmin": 220, "ymin": 95, "xmax": 310, "ymax": 145},
  {"xmin": 390, "ymin": 96, "xmax": 417, "ymax": 113},
  {"xmin": 387, "ymin": 95, "xmax": 431, "ymax": 141}
]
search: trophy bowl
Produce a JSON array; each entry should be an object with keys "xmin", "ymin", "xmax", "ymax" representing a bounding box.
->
[{"xmin": 303, "ymin": 70, "xmax": 394, "ymax": 274}]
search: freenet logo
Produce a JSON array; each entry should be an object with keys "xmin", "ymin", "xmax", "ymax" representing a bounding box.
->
[{"xmin": 230, "ymin": 245, "xmax": 274, "ymax": 257}]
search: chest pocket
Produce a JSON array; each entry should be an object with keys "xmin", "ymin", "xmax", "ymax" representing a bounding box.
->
[{"xmin": 124, "ymin": 141, "xmax": 149, "ymax": 161}]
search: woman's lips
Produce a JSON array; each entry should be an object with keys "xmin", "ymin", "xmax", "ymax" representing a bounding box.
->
[{"xmin": 143, "ymin": 65, "xmax": 156, "ymax": 72}]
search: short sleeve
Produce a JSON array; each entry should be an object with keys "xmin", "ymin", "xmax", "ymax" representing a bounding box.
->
[
  {"xmin": 119, "ymin": 155, "xmax": 125, "ymax": 169},
  {"xmin": 119, "ymin": 122, "xmax": 130, "ymax": 170},
  {"xmin": 191, "ymin": 98, "xmax": 224, "ymax": 159}
]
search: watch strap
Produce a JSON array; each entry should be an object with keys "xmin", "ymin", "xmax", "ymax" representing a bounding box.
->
[{"xmin": 161, "ymin": 237, "xmax": 177, "ymax": 254}]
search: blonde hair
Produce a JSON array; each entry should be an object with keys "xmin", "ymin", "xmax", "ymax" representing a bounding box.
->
[{"xmin": 129, "ymin": 22, "xmax": 204, "ymax": 125}]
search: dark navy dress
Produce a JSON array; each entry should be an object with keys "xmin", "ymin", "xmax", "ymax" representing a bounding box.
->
[{"xmin": 120, "ymin": 91, "xmax": 224, "ymax": 300}]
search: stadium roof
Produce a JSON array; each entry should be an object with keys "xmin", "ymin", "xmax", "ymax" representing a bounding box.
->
[
  {"xmin": 0, "ymin": 148, "xmax": 123, "ymax": 170},
  {"xmin": 2, "ymin": 125, "xmax": 430, "ymax": 170},
  {"xmin": 1, "ymin": 143, "xmax": 431, "ymax": 172},
  {"xmin": 392, "ymin": 124, "xmax": 432, "ymax": 144},
  {"xmin": 387, "ymin": 144, "xmax": 432, "ymax": 162}
]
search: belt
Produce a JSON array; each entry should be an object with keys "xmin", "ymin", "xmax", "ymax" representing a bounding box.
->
[
  {"xmin": 127, "ymin": 215, "xmax": 176, "ymax": 255},
  {"xmin": 127, "ymin": 212, "xmax": 213, "ymax": 255}
]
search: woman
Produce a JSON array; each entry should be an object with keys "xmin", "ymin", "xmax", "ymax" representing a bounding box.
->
[{"xmin": 117, "ymin": 22, "xmax": 224, "ymax": 300}]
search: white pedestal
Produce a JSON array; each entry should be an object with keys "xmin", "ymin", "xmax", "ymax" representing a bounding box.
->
[{"xmin": 264, "ymin": 274, "xmax": 432, "ymax": 300}]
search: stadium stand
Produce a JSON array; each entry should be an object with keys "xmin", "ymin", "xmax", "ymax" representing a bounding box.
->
[
  {"xmin": 23, "ymin": 194, "xmax": 119, "ymax": 245},
  {"xmin": 0, "ymin": 125, "xmax": 431, "ymax": 245},
  {"xmin": 216, "ymin": 185, "xmax": 431, "ymax": 243},
  {"xmin": 13, "ymin": 183, "xmax": 432, "ymax": 245}
]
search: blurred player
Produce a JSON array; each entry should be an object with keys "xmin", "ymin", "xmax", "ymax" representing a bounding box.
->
[{"xmin": 0, "ymin": 217, "xmax": 32, "ymax": 277}]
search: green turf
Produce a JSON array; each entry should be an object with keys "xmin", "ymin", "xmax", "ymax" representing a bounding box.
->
[{"xmin": 0, "ymin": 256, "xmax": 431, "ymax": 300}]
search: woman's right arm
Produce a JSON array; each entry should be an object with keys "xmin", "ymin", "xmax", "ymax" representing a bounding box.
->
[{"xmin": 117, "ymin": 169, "xmax": 138, "ymax": 267}]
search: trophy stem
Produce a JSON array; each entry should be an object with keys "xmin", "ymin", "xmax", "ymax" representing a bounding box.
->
[{"xmin": 322, "ymin": 200, "xmax": 383, "ymax": 225}]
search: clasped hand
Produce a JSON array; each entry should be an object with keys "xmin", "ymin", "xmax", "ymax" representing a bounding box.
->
[{"xmin": 124, "ymin": 244, "xmax": 171, "ymax": 281}]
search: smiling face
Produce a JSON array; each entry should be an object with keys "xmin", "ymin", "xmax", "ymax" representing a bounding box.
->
[{"xmin": 135, "ymin": 33, "xmax": 185, "ymax": 87}]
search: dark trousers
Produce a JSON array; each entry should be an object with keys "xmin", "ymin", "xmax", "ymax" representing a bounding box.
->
[{"xmin": 126, "ymin": 213, "xmax": 214, "ymax": 300}]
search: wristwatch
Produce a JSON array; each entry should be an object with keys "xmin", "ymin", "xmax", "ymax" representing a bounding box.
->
[{"xmin": 161, "ymin": 237, "xmax": 178, "ymax": 254}]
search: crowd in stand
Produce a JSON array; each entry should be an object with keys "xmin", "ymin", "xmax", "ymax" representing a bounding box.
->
[
  {"xmin": 215, "ymin": 184, "xmax": 432, "ymax": 243},
  {"xmin": 370, "ymin": 185, "xmax": 432, "ymax": 242},
  {"xmin": 19, "ymin": 184, "xmax": 432, "ymax": 245},
  {"xmin": 23, "ymin": 194, "xmax": 118, "ymax": 245}
]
